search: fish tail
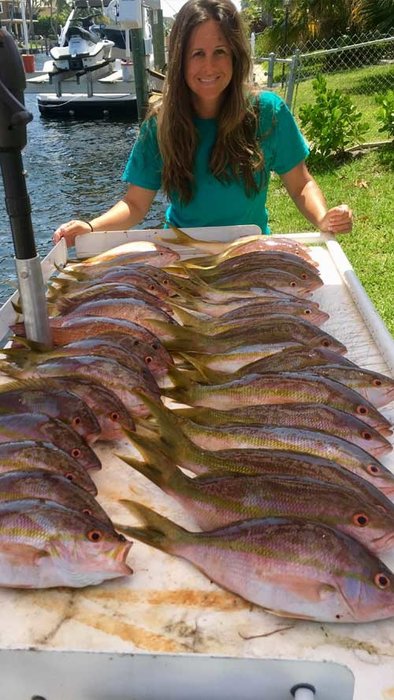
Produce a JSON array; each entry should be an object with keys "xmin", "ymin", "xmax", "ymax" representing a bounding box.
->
[
  {"xmin": 170, "ymin": 305, "xmax": 213, "ymax": 332},
  {"xmin": 115, "ymin": 500, "xmax": 188, "ymax": 553},
  {"xmin": 166, "ymin": 364, "xmax": 202, "ymax": 387},
  {"xmin": 11, "ymin": 299, "xmax": 23, "ymax": 315},
  {"xmin": 135, "ymin": 394, "xmax": 189, "ymax": 445},
  {"xmin": 177, "ymin": 352, "xmax": 222, "ymax": 383},
  {"xmin": 0, "ymin": 362, "xmax": 24, "ymax": 379},
  {"xmin": 158, "ymin": 225, "xmax": 196, "ymax": 248},
  {"xmin": 152, "ymin": 321, "xmax": 210, "ymax": 352},
  {"xmin": 116, "ymin": 449, "xmax": 178, "ymax": 491}
]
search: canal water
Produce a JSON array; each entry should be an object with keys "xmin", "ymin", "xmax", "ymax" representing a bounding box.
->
[{"xmin": 0, "ymin": 56, "xmax": 166, "ymax": 305}]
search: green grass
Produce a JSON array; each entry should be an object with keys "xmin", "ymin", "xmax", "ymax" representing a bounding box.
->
[
  {"xmin": 265, "ymin": 61, "xmax": 394, "ymax": 336},
  {"xmin": 267, "ymin": 145, "xmax": 394, "ymax": 335}
]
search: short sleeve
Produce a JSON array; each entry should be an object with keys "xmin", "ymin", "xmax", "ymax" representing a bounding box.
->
[
  {"xmin": 258, "ymin": 92, "xmax": 309, "ymax": 175},
  {"xmin": 122, "ymin": 117, "xmax": 163, "ymax": 190},
  {"xmin": 271, "ymin": 97, "xmax": 309, "ymax": 175}
]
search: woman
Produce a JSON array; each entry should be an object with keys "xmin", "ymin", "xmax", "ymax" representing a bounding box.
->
[{"xmin": 53, "ymin": 0, "xmax": 352, "ymax": 247}]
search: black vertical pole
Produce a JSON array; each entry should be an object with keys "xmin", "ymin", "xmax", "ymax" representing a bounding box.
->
[{"xmin": 0, "ymin": 26, "xmax": 52, "ymax": 345}]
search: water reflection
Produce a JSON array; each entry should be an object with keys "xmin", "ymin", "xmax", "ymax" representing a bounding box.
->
[{"xmin": 0, "ymin": 90, "xmax": 166, "ymax": 304}]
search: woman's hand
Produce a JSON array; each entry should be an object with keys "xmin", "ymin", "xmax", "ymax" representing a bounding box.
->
[
  {"xmin": 52, "ymin": 220, "xmax": 93, "ymax": 247},
  {"xmin": 318, "ymin": 204, "xmax": 353, "ymax": 235}
]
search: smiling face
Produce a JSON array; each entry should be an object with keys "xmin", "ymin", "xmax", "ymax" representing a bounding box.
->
[{"xmin": 184, "ymin": 19, "xmax": 233, "ymax": 118}]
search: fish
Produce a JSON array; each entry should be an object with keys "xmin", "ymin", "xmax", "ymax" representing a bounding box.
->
[
  {"xmin": 120, "ymin": 452, "xmax": 394, "ymax": 554},
  {"xmin": 0, "ymin": 471, "xmax": 111, "ymax": 524},
  {"xmin": 0, "ymin": 412, "xmax": 101, "ymax": 471},
  {"xmin": 11, "ymin": 316, "xmax": 170, "ymax": 350},
  {"xmin": 160, "ymin": 227, "xmax": 316, "ymax": 265},
  {"xmin": 224, "ymin": 345, "xmax": 359, "ymax": 376},
  {"xmin": 116, "ymin": 501, "xmax": 394, "ymax": 623},
  {"xmin": 11, "ymin": 376, "xmax": 136, "ymax": 442},
  {"xmin": 183, "ymin": 266, "xmax": 316, "ymax": 296},
  {"xmin": 0, "ymin": 498, "xmax": 132, "ymax": 588},
  {"xmin": 173, "ymin": 289, "xmax": 322, "ymax": 318},
  {"xmin": 171, "ymin": 301, "xmax": 330, "ymax": 331},
  {"xmin": 4, "ymin": 341, "xmax": 160, "ymax": 392},
  {"xmin": 295, "ymin": 365, "xmax": 394, "ymax": 408},
  {"xmin": 162, "ymin": 315, "xmax": 347, "ymax": 355},
  {"xmin": 5, "ymin": 356, "xmax": 161, "ymax": 420},
  {"xmin": 66, "ymin": 241, "xmax": 180, "ymax": 270},
  {"xmin": 173, "ymin": 403, "xmax": 392, "ymax": 455},
  {"xmin": 0, "ymin": 384, "xmax": 101, "ymax": 443},
  {"xmin": 64, "ymin": 298, "xmax": 179, "ymax": 340},
  {"xmin": 0, "ymin": 441, "xmax": 97, "ymax": 494},
  {"xmin": 124, "ymin": 427, "xmax": 391, "ymax": 497},
  {"xmin": 130, "ymin": 396, "xmax": 394, "ymax": 495},
  {"xmin": 163, "ymin": 371, "xmax": 391, "ymax": 435},
  {"xmin": 48, "ymin": 268, "xmax": 171, "ymax": 304},
  {"xmin": 183, "ymin": 251, "xmax": 322, "ymax": 286},
  {"xmin": 49, "ymin": 283, "xmax": 174, "ymax": 316}
]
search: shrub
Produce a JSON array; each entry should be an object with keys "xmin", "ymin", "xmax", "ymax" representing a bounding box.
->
[
  {"xmin": 375, "ymin": 90, "xmax": 394, "ymax": 139},
  {"xmin": 298, "ymin": 74, "xmax": 369, "ymax": 162}
]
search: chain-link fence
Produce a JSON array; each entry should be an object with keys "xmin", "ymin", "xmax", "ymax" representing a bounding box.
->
[{"xmin": 253, "ymin": 31, "xmax": 394, "ymax": 145}]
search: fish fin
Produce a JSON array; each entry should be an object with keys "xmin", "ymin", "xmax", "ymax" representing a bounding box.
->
[
  {"xmin": 0, "ymin": 541, "xmax": 50, "ymax": 566},
  {"xmin": 276, "ymin": 575, "xmax": 337, "ymax": 603},
  {"xmin": 11, "ymin": 299, "xmax": 23, "ymax": 315},
  {"xmin": 115, "ymin": 500, "xmax": 187, "ymax": 552}
]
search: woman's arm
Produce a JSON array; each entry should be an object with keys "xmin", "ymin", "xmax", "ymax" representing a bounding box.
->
[
  {"xmin": 280, "ymin": 161, "xmax": 352, "ymax": 234},
  {"xmin": 52, "ymin": 184, "xmax": 157, "ymax": 247}
]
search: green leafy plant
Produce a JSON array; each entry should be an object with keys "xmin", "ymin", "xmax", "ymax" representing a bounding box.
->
[
  {"xmin": 375, "ymin": 90, "xmax": 394, "ymax": 139},
  {"xmin": 298, "ymin": 74, "xmax": 370, "ymax": 162}
]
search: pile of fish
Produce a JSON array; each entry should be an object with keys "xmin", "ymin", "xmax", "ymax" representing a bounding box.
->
[{"xmin": 0, "ymin": 228, "xmax": 392, "ymax": 623}]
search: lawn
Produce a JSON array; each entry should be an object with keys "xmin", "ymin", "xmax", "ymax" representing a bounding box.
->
[
  {"xmin": 267, "ymin": 144, "xmax": 394, "ymax": 335},
  {"xmin": 262, "ymin": 59, "xmax": 394, "ymax": 336}
]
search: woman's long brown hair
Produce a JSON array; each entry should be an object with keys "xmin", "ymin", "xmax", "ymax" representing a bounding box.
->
[{"xmin": 147, "ymin": 0, "xmax": 265, "ymax": 203}]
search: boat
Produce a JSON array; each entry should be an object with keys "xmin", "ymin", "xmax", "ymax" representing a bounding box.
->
[
  {"xmin": 24, "ymin": 0, "xmax": 164, "ymax": 118},
  {"xmin": 50, "ymin": 0, "xmax": 124, "ymax": 72}
]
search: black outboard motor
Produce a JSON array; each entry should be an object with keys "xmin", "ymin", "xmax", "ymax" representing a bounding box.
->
[{"xmin": 0, "ymin": 27, "xmax": 52, "ymax": 345}]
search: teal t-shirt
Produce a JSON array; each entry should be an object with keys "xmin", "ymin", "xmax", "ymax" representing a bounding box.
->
[{"xmin": 122, "ymin": 92, "xmax": 309, "ymax": 234}]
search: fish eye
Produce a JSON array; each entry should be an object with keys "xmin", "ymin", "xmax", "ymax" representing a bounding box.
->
[
  {"xmin": 321, "ymin": 339, "xmax": 330, "ymax": 347},
  {"xmin": 145, "ymin": 356, "xmax": 153, "ymax": 364},
  {"xmin": 72, "ymin": 448, "xmax": 81, "ymax": 459},
  {"xmin": 361, "ymin": 430, "xmax": 372, "ymax": 440},
  {"xmin": 65, "ymin": 472, "xmax": 75, "ymax": 482},
  {"xmin": 117, "ymin": 533, "xmax": 127, "ymax": 542},
  {"xmin": 373, "ymin": 378, "xmax": 382, "ymax": 387},
  {"xmin": 73, "ymin": 416, "xmax": 81, "ymax": 427},
  {"xmin": 83, "ymin": 508, "xmax": 92, "ymax": 516},
  {"xmin": 290, "ymin": 281, "xmax": 297, "ymax": 287},
  {"xmin": 110, "ymin": 411, "xmax": 120, "ymax": 422},
  {"xmin": 367, "ymin": 464, "xmax": 380, "ymax": 475},
  {"xmin": 87, "ymin": 529, "xmax": 103, "ymax": 542},
  {"xmin": 301, "ymin": 273, "xmax": 308, "ymax": 279},
  {"xmin": 374, "ymin": 573, "xmax": 390, "ymax": 589},
  {"xmin": 353, "ymin": 513, "xmax": 369, "ymax": 527},
  {"xmin": 357, "ymin": 405, "xmax": 368, "ymax": 415},
  {"xmin": 304, "ymin": 309, "xmax": 311, "ymax": 314}
]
